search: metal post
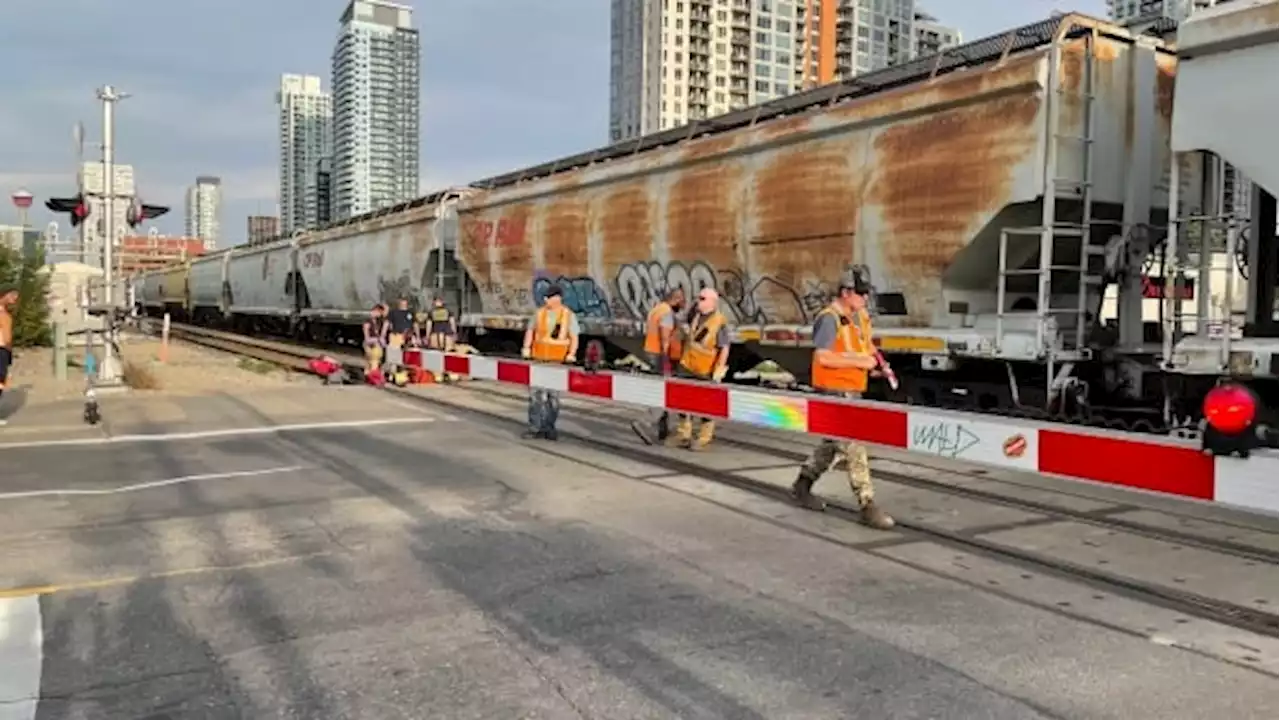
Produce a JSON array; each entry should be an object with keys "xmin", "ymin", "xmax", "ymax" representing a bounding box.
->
[
  {"xmin": 53, "ymin": 322, "xmax": 68, "ymax": 381},
  {"xmin": 96, "ymin": 85, "xmax": 128, "ymax": 386},
  {"xmin": 1220, "ymin": 211, "xmax": 1237, "ymax": 369},
  {"xmin": 1161, "ymin": 155, "xmax": 1181, "ymax": 367},
  {"xmin": 160, "ymin": 312, "xmax": 171, "ymax": 364}
]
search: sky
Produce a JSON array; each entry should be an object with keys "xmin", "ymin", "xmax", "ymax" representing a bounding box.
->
[{"xmin": 0, "ymin": 0, "xmax": 1107, "ymax": 246}]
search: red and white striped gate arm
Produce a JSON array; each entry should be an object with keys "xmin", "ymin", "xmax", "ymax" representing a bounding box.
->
[{"xmin": 407, "ymin": 350, "xmax": 1278, "ymax": 516}]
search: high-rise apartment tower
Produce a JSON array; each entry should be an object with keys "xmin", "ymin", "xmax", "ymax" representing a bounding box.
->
[
  {"xmin": 609, "ymin": 0, "xmax": 958, "ymax": 142},
  {"xmin": 332, "ymin": 0, "xmax": 421, "ymax": 220},
  {"xmin": 277, "ymin": 74, "xmax": 333, "ymax": 235},
  {"xmin": 184, "ymin": 176, "xmax": 221, "ymax": 249}
]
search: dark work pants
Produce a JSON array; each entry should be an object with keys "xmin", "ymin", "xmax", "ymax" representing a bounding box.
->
[
  {"xmin": 528, "ymin": 388, "xmax": 561, "ymax": 433},
  {"xmin": 640, "ymin": 352, "xmax": 670, "ymax": 439}
]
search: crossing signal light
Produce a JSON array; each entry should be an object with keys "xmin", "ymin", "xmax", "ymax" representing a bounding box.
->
[
  {"xmin": 584, "ymin": 340, "xmax": 604, "ymax": 372},
  {"xmin": 45, "ymin": 195, "xmax": 90, "ymax": 227},
  {"xmin": 1201, "ymin": 383, "xmax": 1264, "ymax": 457},
  {"xmin": 127, "ymin": 201, "xmax": 169, "ymax": 228}
]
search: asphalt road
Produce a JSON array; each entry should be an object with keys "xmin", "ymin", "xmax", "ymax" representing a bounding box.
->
[{"xmin": 0, "ymin": 389, "xmax": 1274, "ymax": 719}]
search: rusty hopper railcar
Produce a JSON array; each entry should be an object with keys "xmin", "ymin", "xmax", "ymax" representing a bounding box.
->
[
  {"xmin": 447, "ymin": 14, "xmax": 1189, "ymax": 411},
  {"xmin": 261, "ymin": 13, "xmax": 1197, "ymax": 423}
]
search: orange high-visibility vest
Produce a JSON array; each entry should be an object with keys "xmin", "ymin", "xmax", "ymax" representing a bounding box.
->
[
  {"xmin": 643, "ymin": 302, "xmax": 683, "ymax": 360},
  {"xmin": 810, "ymin": 303, "xmax": 873, "ymax": 393},
  {"xmin": 679, "ymin": 311, "xmax": 727, "ymax": 377},
  {"xmin": 531, "ymin": 306, "xmax": 574, "ymax": 363}
]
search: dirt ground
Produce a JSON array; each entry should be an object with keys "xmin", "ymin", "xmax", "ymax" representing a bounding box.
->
[{"xmin": 6, "ymin": 337, "xmax": 303, "ymax": 405}]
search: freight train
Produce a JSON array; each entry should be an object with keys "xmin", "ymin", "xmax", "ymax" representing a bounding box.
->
[{"xmin": 136, "ymin": 8, "xmax": 1278, "ymax": 443}]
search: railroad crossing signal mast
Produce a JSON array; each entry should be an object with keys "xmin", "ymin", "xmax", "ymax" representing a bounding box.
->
[{"xmin": 93, "ymin": 84, "xmax": 128, "ymax": 387}]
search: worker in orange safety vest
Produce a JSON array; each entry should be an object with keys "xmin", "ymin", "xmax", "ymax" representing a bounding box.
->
[
  {"xmin": 666, "ymin": 288, "xmax": 730, "ymax": 451},
  {"xmin": 630, "ymin": 286, "xmax": 685, "ymax": 445},
  {"xmin": 791, "ymin": 273, "xmax": 894, "ymax": 529},
  {"xmin": 521, "ymin": 285, "xmax": 579, "ymax": 440}
]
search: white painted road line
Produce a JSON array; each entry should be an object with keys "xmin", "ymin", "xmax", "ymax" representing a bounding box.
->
[
  {"xmin": 0, "ymin": 596, "xmax": 42, "ymax": 720},
  {"xmin": 0, "ymin": 416, "xmax": 434, "ymax": 450},
  {"xmin": 0, "ymin": 465, "xmax": 306, "ymax": 501}
]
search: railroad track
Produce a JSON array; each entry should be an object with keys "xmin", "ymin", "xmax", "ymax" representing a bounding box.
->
[{"xmin": 161, "ymin": 322, "xmax": 1279, "ymax": 638}]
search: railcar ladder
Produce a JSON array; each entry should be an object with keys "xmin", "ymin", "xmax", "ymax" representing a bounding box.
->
[{"xmin": 997, "ymin": 29, "xmax": 1109, "ymax": 359}]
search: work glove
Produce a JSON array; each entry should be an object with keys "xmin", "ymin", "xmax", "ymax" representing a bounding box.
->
[
  {"xmin": 712, "ymin": 366, "xmax": 727, "ymax": 383},
  {"xmin": 521, "ymin": 347, "xmax": 531, "ymax": 360}
]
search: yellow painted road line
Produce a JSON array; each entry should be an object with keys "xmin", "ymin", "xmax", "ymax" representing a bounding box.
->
[{"xmin": 0, "ymin": 551, "xmax": 333, "ymax": 599}]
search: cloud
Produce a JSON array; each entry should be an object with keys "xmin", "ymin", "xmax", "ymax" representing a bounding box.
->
[{"xmin": 0, "ymin": 0, "xmax": 1108, "ymax": 246}]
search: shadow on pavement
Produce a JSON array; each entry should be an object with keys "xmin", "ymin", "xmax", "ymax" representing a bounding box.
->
[{"xmin": 274, "ymin": 422, "xmax": 1050, "ymax": 719}]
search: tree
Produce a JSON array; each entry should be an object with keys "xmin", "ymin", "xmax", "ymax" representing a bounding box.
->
[{"xmin": 0, "ymin": 243, "xmax": 52, "ymax": 348}]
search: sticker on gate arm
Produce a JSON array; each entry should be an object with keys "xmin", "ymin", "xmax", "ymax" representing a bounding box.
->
[
  {"xmin": 906, "ymin": 412, "xmax": 1038, "ymax": 471},
  {"xmin": 1002, "ymin": 434, "xmax": 1028, "ymax": 459}
]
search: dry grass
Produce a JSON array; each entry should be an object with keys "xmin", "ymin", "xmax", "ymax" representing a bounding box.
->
[
  {"xmin": 122, "ymin": 360, "xmax": 162, "ymax": 390},
  {"xmin": 236, "ymin": 357, "xmax": 278, "ymax": 374}
]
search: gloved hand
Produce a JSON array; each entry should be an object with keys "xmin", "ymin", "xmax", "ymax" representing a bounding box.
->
[
  {"xmin": 521, "ymin": 347, "xmax": 531, "ymax": 359},
  {"xmin": 712, "ymin": 366, "xmax": 727, "ymax": 383}
]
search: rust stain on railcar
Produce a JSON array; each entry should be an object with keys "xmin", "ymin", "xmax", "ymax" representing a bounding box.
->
[
  {"xmin": 830, "ymin": 52, "xmax": 1044, "ymax": 128},
  {"xmin": 459, "ymin": 202, "xmax": 534, "ymax": 309},
  {"xmin": 598, "ymin": 181, "xmax": 653, "ymax": 271},
  {"xmin": 871, "ymin": 92, "xmax": 1041, "ymax": 313},
  {"xmin": 749, "ymin": 135, "xmax": 865, "ymax": 320},
  {"xmin": 541, "ymin": 195, "xmax": 591, "ymax": 277},
  {"xmin": 1155, "ymin": 55, "xmax": 1176, "ymax": 124},
  {"xmin": 681, "ymin": 134, "xmax": 740, "ymax": 163},
  {"xmin": 665, "ymin": 158, "xmax": 741, "ymax": 274}
]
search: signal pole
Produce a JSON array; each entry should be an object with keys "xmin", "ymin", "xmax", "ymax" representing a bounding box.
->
[{"xmin": 96, "ymin": 85, "xmax": 128, "ymax": 386}]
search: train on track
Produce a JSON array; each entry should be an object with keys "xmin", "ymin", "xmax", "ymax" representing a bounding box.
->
[{"xmin": 134, "ymin": 7, "xmax": 1278, "ymax": 443}]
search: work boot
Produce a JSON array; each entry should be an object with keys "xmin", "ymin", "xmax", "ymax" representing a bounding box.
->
[
  {"xmin": 631, "ymin": 420, "xmax": 656, "ymax": 446},
  {"xmin": 666, "ymin": 418, "xmax": 693, "ymax": 448},
  {"xmin": 689, "ymin": 420, "xmax": 716, "ymax": 451},
  {"xmin": 521, "ymin": 430, "xmax": 544, "ymax": 440},
  {"xmin": 860, "ymin": 500, "xmax": 895, "ymax": 529},
  {"xmin": 790, "ymin": 472, "xmax": 826, "ymax": 511},
  {"xmin": 544, "ymin": 429, "xmax": 559, "ymax": 442}
]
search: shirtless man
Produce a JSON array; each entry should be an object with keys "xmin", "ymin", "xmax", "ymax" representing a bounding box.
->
[{"xmin": 0, "ymin": 285, "xmax": 18, "ymax": 424}]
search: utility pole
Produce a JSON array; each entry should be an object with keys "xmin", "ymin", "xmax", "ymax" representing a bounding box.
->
[{"xmin": 96, "ymin": 85, "xmax": 129, "ymax": 386}]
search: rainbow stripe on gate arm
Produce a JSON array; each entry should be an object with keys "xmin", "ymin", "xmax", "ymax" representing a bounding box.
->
[{"xmin": 403, "ymin": 350, "xmax": 1279, "ymax": 517}]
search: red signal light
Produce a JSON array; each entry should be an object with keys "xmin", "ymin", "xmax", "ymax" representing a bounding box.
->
[
  {"xmin": 1203, "ymin": 383, "xmax": 1257, "ymax": 435},
  {"xmin": 584, "ymin": 340, "xmax": 604, "ymax": 372}
]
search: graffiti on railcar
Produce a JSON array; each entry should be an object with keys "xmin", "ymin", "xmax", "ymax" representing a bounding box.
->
[
  {"xmin": 613, "ymin": 261, "xmax": 719, "ymax": 321},
  {"xmin": 463, "ymin": 216, "xmax": 526, "ymax": 247},
  {"xmin": 377, "ymin": 272, "xmax": 424, "ymax": 310},
  {"xmin": 613, "ymin": 260, "xmax": 822, "ymax": 324},
  {"xmin": 531, "ymin": 273, "xmax": 615, "ymax": 319},
  {"xmin": 478, "ymin": 281, "xmax": 531, "ymax": 314}
]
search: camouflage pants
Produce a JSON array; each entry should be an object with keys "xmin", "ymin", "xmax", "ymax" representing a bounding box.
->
[
  {"xmin": 801, "ymin": 439, "xmax": 874, "ymax": 506},
  {"xmin": 800, "ymin": 391, "xmax": 874, "ymax": 505},
  {"xmin": 528, "ymin": 388, "xmax": 561, "ymax": 433}
]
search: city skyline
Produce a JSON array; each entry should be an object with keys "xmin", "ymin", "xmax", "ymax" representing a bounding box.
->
[{"xmin": 1, "ymin": 0, "xmax": 1108, "ymax": 245}]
